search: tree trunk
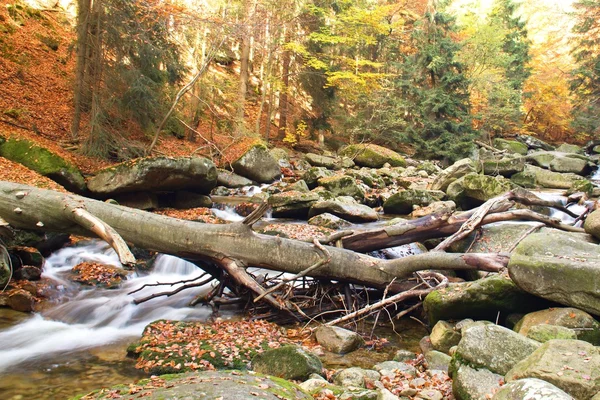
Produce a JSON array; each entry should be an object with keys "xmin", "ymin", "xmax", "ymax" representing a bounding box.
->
[
  {"xmin": 278, "ymin": 30, "xmax": 291, "ymax": 140},
  {"xmin": 0, "ymin": 182, "xmax": 506, "ymax": 290},
  {"xmin": 71, "ymin": 0, "xmax": 92, "ymax": 140},
  {"xmin": 235, "ymin": 0, "xmax": 254, "ymax": 137}
]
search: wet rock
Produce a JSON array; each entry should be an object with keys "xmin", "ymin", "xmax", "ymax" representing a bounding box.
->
[
  {"xmin": 568, "ymin": 179, "xmax": 594, "ymax": 196},
  {"xmin": 7, "ymin": 289, "xmax": 35, "ymax": 312},
  {"xmin": 315, "ymin": 326, "xmax": 365, "ymax": 354},
  {"xmin": 309, "ymin": 200, "xmax": 379, "ymax": 223},
  {"xmin": 252, "ymin": 345, "xmax": 323, "ymax": 381},
  {"xmin": 10, "ymin": 246, "xmax": 44, "ymax": 268},
  {"xmin": 383, "ymin": 190, "xmax": 445, "ymax": 215},
  {"xmin": 508, "ymin": 229, "xmax": 600, "ymax": 316},
  {"xmin": 525, "ymin": 324, "xmax": 577, "ymax": 343},
  {"xmin": 12, "ymin": 265, "xmax": 42, "ymax": 281},
  {"xmin": 452, "ymin": 364, "xmax": 504, "ymax": 400},
  {"xmin": 429, "ymin": 158, "xmax": 478, "ymax": 192},
  {"xmin": 492, "ymin": 378, "xmax": 573, "ymax": 400},
  {"xmin": 430, "ymin": 321, "xmax": 461, "ymax": 354},
  {"xmin": 318, "ymin": 175, "xmax": 366, "ymax": 201},
  {"xmin": 303, "ymin": 167, "xmax": 335, "ymax": 188},
  {"xmin": 584, "ymin": 209, "xmax": 600, "ymax": 241},
  {"xmin": 493, "ymin": 138, "xmax": 528, "ymax": 155},
  {"xmin": 216, "ymin": 168, "xmax": 254, "ymax": 188},
  {"xmin": 88, "ymin": 157, "xmax": 217, "ymax": 195},
  {"xmin": 393, "ymin": 350, "xmax": 417, "ymax": 362},
  {"xmin": 453, "ymin": 324, "xmax": 540, "ymax": 375},
  {"xmin": 340, "ymin": 144, "xmax": 406, "ymax": 168},
  {"xmin": 516, "ymin": 134, "xmax": 555, "ymax": 151},
  {"xmin": 514, "ymin": 307, "xmax": 600, "ymax": 345},
  {"xmin": 232, "ymin": 144, "xmax": 281, "ymax": 183},
  {"xmin": 268, "ymin": 190, "xmax": 320, "ymax": 218},
  {"xmin": 506, "ymin": 339, "xmax": 600, "ymax": 399},
  {"xmin": 308, "ymin": 213, "xmax": 352, "ymax": 229}
]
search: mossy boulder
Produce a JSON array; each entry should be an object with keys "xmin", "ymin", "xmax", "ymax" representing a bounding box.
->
[
  {"xmin": 309, "ymin": 199, "xmax": 379, "ymax": 223},
  {"xmin": 516, "ymin": 134, "xmax": 555, "ymax": 151},
  {"xmin": 232, "ymin": 144, "xmax": 281, "ymax": 183},
  {"xmin": 508, "ymin": 229, "xmax": 600, "ymax": 316},
  {"xmin": 550, "ymin": 155, "xmax": 590, "ymax": 175},
  {"xmin": 430, "ymin": 321, "xmax": 461, "ymax": 354},
  {"xmin": 429, "ymin": 158, "xmax": 478, "ymax": 192},
  {"xmin": 449, "ymin": 223, "xmax": 539, "ymax": 254},
  {"xmin": 525, "ymin": 324, "xmax": 577, "ymax": 343},
  {"xmin": 514, "ymin": 307, "xmax": 600, "ymax": 345},
  {"xmin": 88, "ymin": 156, "xmax": 217, "ymax": 195},
  {"xmin": 449, "ymin": 173, "xmax": 512, "ymax": 209},
  {"xmin": 513, "ymin": 165, "xmax": 583, "ymax": 190},
  {"xmin": 251, "ymin": 345, "xmax": 323, "ymax": 381},
  {"xmin": 317, "ymin": 175, "xmax": 365, "ymax": 201},
  {"xmin": 346, "ymin": 169, "xmax": 386, "ymax": 189},
  {"xmin": 268, "ymin": 190, "xmax": 320, "ymax": 218},
  {"xmin": 481, "ymin": 156, "xmax": 525, "ymax": 177},
  {"xmin": 383, "ymin": 189, "xmax": 445, "ymax": 215},
  {"xmin": 568, "ymin": 179, "xmax": 594, "ymax": 196},
  {"xmin": 0, "ymin": 135, "xmax": 86, "ymax": 193},
  {"xmin": 305, "ymin": 153, "xmax": 337, "ymax": 169},
  {"xmin": 303, "ymin": 167, "xmax": 335, "ymax": 188},
  {"xmin": 423, "ymin": 274, "xmax": 551, "ymax": 326},
  {"xmin": 216, "ymin": 168, "xmax": 254, "ymax": 188},
  {"xmin": 506, "ymin": 339, "xmax": 600, "ymax": 399},
  {"xmin": 493, "ymin": 138, "xmax": 528, "ymax": 155},
  {"xmin": 556, "ymin": 143, "xmax": 583, "ymax": 154},
  {"xmin": 584, "ymin": 210, "xmax": 600, "ymax": 241},
  {"xmin": 339, "ymin": 144, "xmax": 406, "ymax": 168}
]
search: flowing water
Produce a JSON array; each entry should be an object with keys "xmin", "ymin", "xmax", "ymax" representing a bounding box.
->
[{"xmin": 0, "ymin": 241, "xmax": 221, "ymax": 399}]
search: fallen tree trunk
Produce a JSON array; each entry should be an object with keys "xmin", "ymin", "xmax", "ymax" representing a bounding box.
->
[{"xmin": 0, "ymin": 182, "xmax": 506, "ymax": 290}]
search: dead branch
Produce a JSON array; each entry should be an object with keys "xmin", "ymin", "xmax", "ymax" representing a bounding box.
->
[
  {"xmin": 128, "ymin": 272, "xmax": 210, "ymax": 295},
  {"xmin": 133, "ymin": 275, "xmax": 216, "ymax": 304}
]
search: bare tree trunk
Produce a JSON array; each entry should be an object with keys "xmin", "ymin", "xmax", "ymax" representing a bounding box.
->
[
  {"xmin": 71, "ymin": 0, "xmax": 92, "ymax": 140},
  {"xmin": 278, "ymin": 30, "xmax": 291, "ymax": 140},
  {"xmin": 235, "ymin": 0, "xmax": 255, "ymax": 137}
]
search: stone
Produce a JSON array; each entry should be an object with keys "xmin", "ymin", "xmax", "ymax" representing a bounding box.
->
[
  {"xmin": 315, "ymin": 326, "xmax": 365, "ymax": 354},
  {"xmin": 308, "ymin": 213, "xmax": 352, "ymax": 229},
  {"xmin": 383, "ymin": 190, "xmax": 445, "ymax": 215},
  {"xmin": 550, "ymin": 155, "xmax": 590, "ymax": 175},
  {"xmin": 508, "ymin": 229, "xmax": 600, "ymax": 317},
  {"xmin": 568, "ymin": 179, "xmax": 594, "ymax": 196},
  {"xmin": 340, "ymin": 144, "xmax": 406, "ymax": 168},
  {"xmin": 506, "ymin": 339, "xmax": 600, "ymax": 399},
  {"xmin": 424, "ymin": 351, "xmax": 452, "ymax": 372},
  {"xmin": 527, "ymin": 151, "xmax": 560, "ymax": 168},
  {"xmin": 430, "ymin": 321, "xmax": 461, "ymax": 354},
  {"xmin": 309, "ymin": 200, "xmax": 379, "ymax": 223},
  {"xmin": 453, "ymin": 324, "xmax": 540, "ymax": 375},
  {"xmin": 515, "ymin": 165, "xmax": 584, "ymax": 189},
  {"xmin": 481, "ymin": 157, "xmax": 525, "ymax": 177},
  {"xmin": 333, "ymin": 367, "xmax": 380, "ymax": 388},
  {"xmin": 410, "ymin": 201, "xmax": 456, "ymax": 218},
  {"xmin": 492, "ymin": 378, "xmax": 573, "ymax": 400},
  {"xmin": 514, "ymin": 307, "xmax": 600, "ymax": 345},
  {"xmin": 526, "ymin": 324, "xmax": 577, "ymax": 343},
  {"xmin": 303, "ymin": 167, "xmax": 335, "ymax": 188},
  {"xmin": 268, "ymin": 190, "xmax": 320, "ymax": 218},
  {"xmin": 584, "ymin": 210, "xmax": 600, "ymax": 241},
  {"xmin": 88, "ymin": 157, "xmax": 217, "ymax": 195},
  {"xmin": 251, "ymin": 345, "xmax": 323, "ymax": 381},
  {"xmin": 452, "ymin": 364, "xmax": 503, "ymax": 400},
  {"xmin": 300, "ymin": 378, "xmax": 330, "ymax": 394},
  {"xmin": 7, "ymin": 289, "xmax": 35, "ymax": 312},
  {"xmin": 373, "ymin": 361, "xmax": 417, "ymax": 378},
  {"xmin": 340, "ymin": 388, "xmax": 379, "ymax": 399},
  {"xmin": 493, "ymin": 138, "xmax": 528, "ymax": 155},
  {"xmin": 170, "ymin": 191, "xmax": 212, "ymax": 209},
  {"xmin": 516, "ymin": 134, "xmax": 555, "ymax": 151},
  {"xmin": 0, "ymin": 135, "xmax": 86, "ymax": 193},
  {"xmin": 393, "ymin": 350, "xmax": 417, "ymax": 362},
  {"xmin": 377, "ymin": 388, "xmax": 400, "ymax": 400},
  {"xmin": 460, "ymin": 173, "xmax": 512, "ymax": 205},
  {"xmin": 556, "ymin": 143, "xmax": 583, "ymax": 154},
  {"xmin": 417, "ymin": 388, "xmax": 443, "ymax": 400},
  {"xmin": 346, "ymin": 170, "xmax": 386, "ymax": 189},
  {"xmin": 113, "ymin": 192, "xmax": 159, "ymax": 210},
  {"xmin": 232, "ymin": 144, "xmax": 282, "ymax": 183},
  {"xmin": 305, "ymin": 153, "xmax": 338, "ymax": 169},
  {"xmin": 270, "ymin": 147, "xmax": 290, "ymax": 168},
  {"xmin": 216, "ymin": 168, "xmax": 254, "ymax": 188},
  {"xmin": 12, "ymin": 265, "xmax": 42, "ymax": 281},
  {"xmin": 318, "ymin": 175, "xmax": 366, "ymax": 201},
  {"xmin": 285, "ymin": 179, "xmax": 311, "ymax": 193},
  {"xmin": 424, "ymin": 274, "xmax": 549, "ymax": 326},
  {"xmin": 429, "ymin": 158, "xmax": 478, "ymax": 192}
]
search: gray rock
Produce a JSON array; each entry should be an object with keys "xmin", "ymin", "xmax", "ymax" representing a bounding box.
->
[
  {"xmin": 460, "ymin": 173, "xmax": 513, "ymax": 204},
  {"xmin": 308, "ymin": 213, "xmax": 352, "ymax": 229},
  {"xmin": 251, "ymin": 345, "xmax": 322, "ymax": 381},
  {"xmin": 429, "ymin": 158, "xmax": 478, "ymax": 192},
  {"xmin": 527, "ymin": 151, "xmax": 560, "ymax": 168},
  {"xmin": 309, "ymin": 200, "xmax": 379, "ymax": 223},
  {"xmin": 506, "ymin": 339, "xmax": 600, "ymax": 399},
  {"xmin": 482, "ymin": 157, "xmax": 525, "ymax": 177},
  {"xmin": 170, "ymin": 191, "xmax": 212, "ymax": 209},
  {"xmin": 268, "ymin": 190, "xmax": 320, "ymax": 218},
  {"xmin": 584, "ymin": 210, "xmax": 600, "ymax": 241},
  {"xmin": 303, "ymin": 167, "xmax": 335, "ymax": 188},
  {"xmin": 410, "ymin": 200, "xmax": 456, "ymax": 218},
  {"xmin": 373, "ymin": 361, "xmax": 417, "ymax": 378},
  {"xmin": 452, "ymin": 364, "xmax": 504, "ymax": 400},
  {"xmin": 430, "ymin": 321, "xmax": 461, "ymax": 354},
  {"xmin": 513, "ymin": 165, "xmax": 584, "ymax": 189},
  {"xmin": 306, "ymin": 153, "xmax": 338, "ymax": 169},
  {"xmin": 315, "ymin": 326, "xmax": 365, "ymax": 354},
  {"xmin": 377, "ymin": 388, "xmax": 400, "ymax": 400},
  {"xmin": 285, "ymin": 179, "xmax": 311, "ymax": 193},
  {"xmin": 508, "ymin": 229, "xmax": 600, "ymax": 316},
  {"xmin": 113, "ymin": 192, "xmax": 159, "ymax": 210},
  {"xmin": 424, "ymin": 351, "xmax": 452, "ymax": 372},
  {"xmin": 514, "ymin": 307, "xmax": 600, "ymax": 345},
  {"xmin": 417, "ymin": 388, "xmax": 443, "ymax": 400},
  {"xmin": 233, "ymin": 144, "xmax": 281, "ymax": 183},
  {"xmin": 492, "ymin": 378, "xmax": 573, "ymax": 400},
  {"xmin": 556, "ymin": 143, "xmax": 583, "ymax": 154},
  {"xmin": 346, "ymin": 169, "xmax": 386, "ymax": 189},
  {"xmin": 340, "ymin": 388, "xmax": 379, "ymax": 400},
  {"xmin": 550, "ymin": 156, "xmax": 589, "ymax": 175},
  {"xmin": 88, "ymin": 157, "xmax": 217, "ymax": 195},
  {"xmin": 300, "ymin": 378, "xmax": 331, "ymax": 393},
  {"xmin": 526, "ymin": 324, "xmax": 578, "ymax": 343},
  {"xmin": 333, "ymin": 367, "xmax": 380, "ymax": 388},
  {"xmin": 339, "ymin": 144, "xmax": 406, "ymax": 168},
  {"xmin": 393, "ymin": 349, "xmax": 417, "ymax": 362},
  {"xmin": 383, "ymin": 189, "xmax": 445, "ymax": 215},
  {"xmin": 516, "ymin": 134, "xmax": 555, "ymax": 151},
  {"xmin": 454, "ymin": 324, "xmax": 540, "ymax": 375},
  {"xmin": 216, "ymin": 168, "xmax": 254, "ymax": 188},
  {"xmin": 318, "ymin": 175, "xmax": 366, "ymax": 201},
  {"xmin": 493, "ymin": 138, "xmax": 528, "ymax": 155}
]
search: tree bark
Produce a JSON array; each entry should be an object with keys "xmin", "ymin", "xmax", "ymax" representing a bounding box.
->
[
  {"xmin": 0, "ymin": 182, "xmax": 506, "ymax": 290},
  {"xmin": 71, "ymin": 0, "xmax": 91, "ymax": 140}
]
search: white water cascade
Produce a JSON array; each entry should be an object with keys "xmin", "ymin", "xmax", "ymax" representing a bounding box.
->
[{"xmin": 0, "ymin": 241, "xmax": 218, "ymax": 373}]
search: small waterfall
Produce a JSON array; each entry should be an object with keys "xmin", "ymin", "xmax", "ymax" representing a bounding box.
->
[
  {"xmin": 532, "ymin": 191, "xmax": 588, "ymax": 225},
  {"xmin": 0, "ymin": 241, "xmax": 216, "ymax": 373}
]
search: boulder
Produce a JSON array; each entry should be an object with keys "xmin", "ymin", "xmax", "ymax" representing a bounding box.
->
[
  {"xmin": 333, "ymin": 367, "xmax": 380, "ymax": 388},
  {"xmin": 423, "ymin": 274, "xmax": 550, "ymax": 325},
  {"xmin": 568, "ymin": 179, "xmax": 594, "ymax": 196},
  {"xmin": 429, "ymin": 158, "xmax": 478, "ymax": 192},
  {"xmin": 270, "ymin": 147, "xmax": 291, "ymax": 168},
  {"xmin": 516, "ymin": 134, "xmax": 555, "ymax": 151},
  {"xmin": 430, "ymin": 321, "xmax": 461, "ymax": 354},
  {"xmin": 461, "ymin": 173, "xmax": 513, "ymax": 204},
  {"xmin": 309, "ymin": 200, "xmax": 379, "ymax": 223},
  {"xmin": 481, "ymin": 157, "xmax": 525, "ymax": 177},
  {"xmin": 449, "ymin": 222, "xmax": 538, "ymax": 254},
  {"xmin": 7, "ymin": 288, "xmax": 35, "ymax": 312},
  {"xmin": 453, "ymin": 324, "xmax": 540, "ymax": 375},
  {"xmin": 584, "ymin": 210, "xmax": 600, "ymax": 241},
  {"xmin": 556, "ymin": 143, "xmax": 583, "ymax": 154},
  {"xmin": 410, "ymin": 200, "xmax": 456, "ymax": 218},
  {"xmin": 305, "ymin": 153, "xmax": 338, "ymax": 169},
  {"xmin": 452, "ymin": 364, "xmax": 504, "ymax": 400},
  {"xmin": 216, "ymin": 169, "xmax": 254, "ymax": 188},
  {"xmin": 346, "ymin": 170, "xmax": 386, "ymax": 189},
  {"xmin": 550, "ymin": 155, "xmax": 590, "ymax": 175},
  {"xmin": 493, "ymin": 138, "xmax": 528, "ymax": 155},
  {"xmin": 232, "ymin": 144, "xmax": 281, "ymax": 183},
  {"xmin": 268, "ymin": 191, "xmax": 320, "ymax": 218},
  {"xmin": 308, "ymin": 213, "xmax": 352, "ymax": 229},
  {"xmin": 394, "ymin": 350, "xmax": 417, "ymax": 362},
  {"xmin": 373, "ymin": 361, "xmax": 417, "ymax": 378},
  {"xmin": 303, "ymin": 167, "xmax": 335, "ymax": 188},
  {"xmin": 514, "ymin": 307, "xmax": 600, "ymax": 345},
  {"xmin": 251, "ymin": 345, "xmax": 322, "ymax": 381},
  {"xmin": 508, "ymin": 229, "xmax": 600, "ymax": 316},
  {"xmin": 339, "ymin": 144, "xmax": 406, "ymax": 168},
  {"xmin": 113, "ymin": 192, "xmax": 159, "ymax": 210},
  {"xmin": 12, "ymin": 265, "xmax": 42, "ymax": 281},
  {"xmin": 492, "ymin": 378, "xmax": 573, "ymax": 400},
  {"xmin": 425, "ymin": 351, "xmax": 452, "ymax": 372},
  {"xmin": 527, "ymin": 151, "xmax": 560, "ymax": 168},
  {"xmin": 383, "ymin": 189, "xmax": 445, "ymax": 215},
  {"xmin": 170, "ymin": 191, "xmax": 212, "ymax": 209},
  {"xmin": 0, "ymin": 135, "xmax": 86, "ymax": 193},
  {"xmin": 526, "ymin": 324, "xmax": 578, "ymax": 343},
  {"xmin": 318, "ymin": 175, "xmax": 366, "ymax": 201},
  {"xmin": 315, "ymin": 326, "xmax": 365, "ymax": 354},
  {"xmin": 512, "ymin": 165, "xmax": 583, "ymax": 190},
  {"xmin": 88, "ymin": 157, "xmax": 217, "ymax": 195},
  {"xmin": 506, "ymin": 339, "xmax": 600, "ymax": 399}
]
